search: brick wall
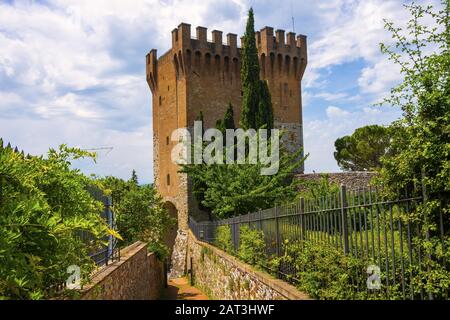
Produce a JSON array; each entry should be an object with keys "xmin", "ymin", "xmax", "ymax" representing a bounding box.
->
[
  {"xmin": 80, "ymin": 242, "xmax": 164, "ymax": 300},
  {"xmin": 186, "ymin": 231, "xmax": 310, "ymax": 300}
]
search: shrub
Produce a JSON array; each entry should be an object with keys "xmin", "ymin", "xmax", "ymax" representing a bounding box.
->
[
  {"xmin": 238, "ymin": 225, "xmax": 266, "ymax": 268},
  {"xmin": 279, "ymin": 240, "xmax": 367, "ymax": 300},
  {"xmin": 215, "ymin": 225, "xmax": 233, "ymax": 253},
  {"xmin": 0, "ymin": 144, "xmax": 116, "ymax": 299},
  {"xmin": 99, "ymin": 174, "xmax": 175, "ymax": 260}
]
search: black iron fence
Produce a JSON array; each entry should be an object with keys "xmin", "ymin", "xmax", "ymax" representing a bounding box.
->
[
  {"xmin": 189, "ymin": 184, "xmax": 447, "ymax": 300},
  {"xmin": 82, "ymin": 187, "xmax": 120, "ymax": 267}
]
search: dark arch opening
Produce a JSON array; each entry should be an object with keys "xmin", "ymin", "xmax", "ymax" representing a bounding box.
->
[
  {"xmin": 285, "ymin": 55, "xmax": 291, "ymax": 75},
  {"xmin": 163, "ymin": 202, "xmax": 178, "ymax": 256},
  {"xmin": 174, "ymin": 54, "xmax": 180, "ymax": 77},
  {"xmin": 214, "ymin": 54, "xmax": 221, "ymax": 74},
  {"xmin": 205, "ymin": 53, "xmax": 212, "ymax": 74},
  {"xmin": 270, "ymin": 52, "xmax": 275, "ymax": 76},
  {"xmin": 185, "ymin": 49, "xmax": 192, "ymax": 70},
  {"xmin": 277, "ymin": 54, "xmax": 283, "ymax": 74},
  {"xmin": 178, "ymin": 50, "xmax": 184, "ymax": 74},
  {"xmin": 224, "ymin": 56, "xmax": 230, "ymax": 73},
  {"xmin": 293, "ymin": 57, "xmax": 299, "ymax": 78},
  {"xmin": 232, "ymin": 57, "xmax": 239, "ymax": 75},
  {"xmin": 194, "ymin": 51, "xmax": 201, "ymax": 71}
]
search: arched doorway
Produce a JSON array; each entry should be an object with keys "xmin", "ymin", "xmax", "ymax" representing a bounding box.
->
[{"xmin": 163, "ymin": 202, "xmax": 178, "ymax": 255}]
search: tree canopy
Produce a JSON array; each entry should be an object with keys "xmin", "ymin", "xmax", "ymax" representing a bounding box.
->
[{"xmin": 334, "ymin": 125, "xmax": 392, "ymax": 171}]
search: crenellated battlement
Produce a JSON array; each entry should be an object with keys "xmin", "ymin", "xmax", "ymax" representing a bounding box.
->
[
  {"xmin": 147, "ymin": 22, "xmax": 307, "ymax": 226},
  {"xmin": 147, "ymin": 23, "xmax": 307, "ymax": 94}
]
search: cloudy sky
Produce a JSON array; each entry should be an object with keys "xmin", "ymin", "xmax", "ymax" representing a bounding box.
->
[{"xmin": 0, "ymin": 0, "xmax": 441, "ymax": 183}]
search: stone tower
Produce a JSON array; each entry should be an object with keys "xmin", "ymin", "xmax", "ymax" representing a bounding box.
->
[{"xmin": 146, "ymin": 23, "xmax": 307, "ymax": 231}]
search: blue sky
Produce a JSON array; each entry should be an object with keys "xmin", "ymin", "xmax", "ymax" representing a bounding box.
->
[{"xmin": 0, "ymin": 0, "xmax": 441, "ymax": 183}]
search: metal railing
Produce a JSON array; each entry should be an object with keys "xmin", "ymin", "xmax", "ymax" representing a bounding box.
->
[
  {"xmin": 81, "ymin": 188, "xmax": 120, "ymax": 267},
  {"xmin": 189, "ymin": 184, "xmax": 447, "ymax": 300}
]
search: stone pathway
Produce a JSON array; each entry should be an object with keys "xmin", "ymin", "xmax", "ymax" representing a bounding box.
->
[{"xmin": 161, "ymin": 277, "xmax": 209, "ymax": 300}]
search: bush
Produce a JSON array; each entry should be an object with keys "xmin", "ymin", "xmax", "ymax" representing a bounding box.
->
[
  {"xmin": 215, "ymin": 225, "xmax": 233, "ymax": 253},
  {"xmin": 99, "ymin": 174, "xmax": 175, "ymax": 260},
  {"xmin": 278, "ymin": 240, "xmax": 367, "ymax": 300},
  {"xmin": 238, "ymin": 225, "xmax": 266, "ymax": 268},
  {"xmin": 0, "ymin": 144, "xmax": 116, "ymax": 299}
]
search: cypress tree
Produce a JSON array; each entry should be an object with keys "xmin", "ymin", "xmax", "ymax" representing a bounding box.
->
[
  {"xmin": 223, "ymin": 103, "xmax": 235, "ymax": 130},
  {"xmin": 240, "ymin": 8, "xmax": 260, "ymax": 129},
  {"xmin": 256, "ymin": 80, "xmax": 274, "ymax": 131}
]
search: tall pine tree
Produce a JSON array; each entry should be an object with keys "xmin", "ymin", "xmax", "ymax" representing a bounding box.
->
[
  {"xmin": 240, "ymin": 8, "xmax": 274, "ymax": 131},
  {"xmin": 240, "ymin": 8, "xmax": 260, "ymax": 130},
  {"xmin": 223, "ymin": 103, "xmax": 235, "ymax": 130},
  {"xmin": 256, "ymin": 80, "xmax": 274, "ymax": 131}
]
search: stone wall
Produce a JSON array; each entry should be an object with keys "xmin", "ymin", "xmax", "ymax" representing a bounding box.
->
[
  {"xmin": 297, "ymin": 171, "xmax": 377, "ymax": 190},
  {"xmin": 80, "ymin": 242, "xmax": 164, "ymax": 300},
  {"xmin": 186, "ymin": 231, "xmax": 310, "ymax": 300}
]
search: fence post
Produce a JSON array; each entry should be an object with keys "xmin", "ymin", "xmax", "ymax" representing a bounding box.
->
[
  {"xmin": 258, "ymin": 209, "xmax": 263, "ymax": 231},
  {"xmin": 300, "ymin": 197, "xmax": 305, "ymax": 240},
  {"xmin": 340, "ymin": 185, "xmax": 349, "ymax": 255},
  {"xmin": 275, "ymin": 205, "xmax": 281, "ymax": 257},
  {"xmin": 232, "ymin": 216, "xmax": 238, "ymax": 252},
  {"xmin": 421, "ymin": 169, "xmax": 434, "ymax": 300}
]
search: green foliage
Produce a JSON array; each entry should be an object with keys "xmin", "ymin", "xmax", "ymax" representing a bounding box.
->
[
  {"xmin": 334, "ymin": 125, "xmax": 392, "ymax": 171},
  {"xmin": 237, "ymin": 225, "xmax": 266, "ymax": 268},
  {"xmin": 278, "ymin": 240, "xmax": 367, "ymax": 300},
  {"xmin": 297, "ymin": 174, "xmax": 340, "ymax": 202},
  {"xmin": 99, "ymin": 172, "xmax": 175, "ymax": 260},
  {"xmin": 0, "ymin": 143, "xmax": 114, "ymax": 300},
  {"xmin": 223, "ymin": 103, "xmax": 236, "ymax": 131},
  {"xmin": 216, "ymin": 103, "xmax": 236, "ymax": 134},
  {"xmin": 240, "ymin": 8, "xmax": 274, "ymax": 130},
  {"xmin": 215, "ymin": 225, "xmax": 233, "ymax": 253},
  {"xmin": 256, "ymin": 80, "xmax": 274, "ymax": 132},
  {"xmin": 378, "ymin": 1, "xmax": 449, "ymax": 296},
  {"xmin": 240, "ymin": 8, "xmax": 260, "ymax": 130},
  {"xmin": 182, "ymin": 143, "xmax": 306, "ymax": 219}
]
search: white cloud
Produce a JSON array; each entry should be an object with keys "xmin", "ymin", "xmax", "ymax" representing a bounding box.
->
[
  {"xmin": 0, "ymin": 116, "xmax": 154, "ymax": 182},
  {"xmin": 358, "ymin": 58, "xmax": 402, "ymax": 98},
  {"xmin": 0, "ymin": 0, "xmax": 441, "ymax": 182},
  {"xmin": 326, "ymin": 106, "xmax": 350, "ymax": 118},
  {"xmin": 304, "ymin": 105, "xmax": 401, "ymax": 173}
]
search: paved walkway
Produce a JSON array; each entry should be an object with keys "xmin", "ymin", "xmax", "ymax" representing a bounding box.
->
[{"xmin": 161, "ymin": 277, "xmax": 209, "ymax": 300}]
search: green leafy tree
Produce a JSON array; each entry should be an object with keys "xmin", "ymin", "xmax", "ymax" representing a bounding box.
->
[
  {"xmin": 0, "ymin": 143, "xmax": 116, "ymax": 300},
  {"xmin": 99, "ymin": 173, "xmax": 175, "ymax": 260},
  {"xmin": 182, "ymin": 143, "xmax": 306, "ymax": 219},
  {"xmin": 378, "ymin": 1, "xmax": 449, "ymax": 298},
  {"xmin": 333, "ymin": 125, "xmax": 392, "ymax": 171},
  {"xmin": 130, "ymin": 169, "xmax": 139, "ymax": 186}
]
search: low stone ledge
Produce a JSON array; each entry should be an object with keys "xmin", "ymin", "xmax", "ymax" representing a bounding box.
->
[
  {"xmin": 187, "ymin": 230, "xmax": 310, "ymax": 300},
  {"xmin": 79, "ymin": 241, "xmax": 164, "ymax": 300}
]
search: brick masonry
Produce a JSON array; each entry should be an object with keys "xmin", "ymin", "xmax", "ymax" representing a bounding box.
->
[
  {"xmin": 146, "ymin": 23, "xmax": 308, "ymax": 231},
  {"xmin": 80, "ymin": 242, "xmax": 164, "ymax": 300},
  {"xmin": 186, "ymin": 230, "xmax": 310, "ymax": 300}
]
